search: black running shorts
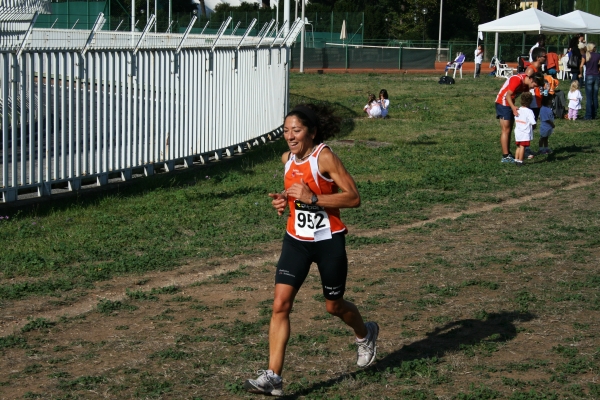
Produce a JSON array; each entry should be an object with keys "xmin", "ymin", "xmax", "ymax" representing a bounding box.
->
[{"xmin": 275, "ymin": 233, "xmax": 347, "ymax": 300}]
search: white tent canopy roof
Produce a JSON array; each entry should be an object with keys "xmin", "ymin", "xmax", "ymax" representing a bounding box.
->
[
  {"xmin": 478, "ymin": 8, "xmax": 583, "ymax": 34},
  {"xmin": 557, "ymin": 10, "xmax": 600, "ymax": 34}
]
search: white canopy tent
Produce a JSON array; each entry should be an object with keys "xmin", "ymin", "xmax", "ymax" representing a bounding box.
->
[
  {"xmin": 478, "ymin": 8, "xmax": 585, "ymax": 61},
  {"xmin": 557, "ymin": 10, "xmax": 600, "ymax": 35},
  {"xmin": 478, "ymin": 8, "xmax": 583, "ymax": 34}
]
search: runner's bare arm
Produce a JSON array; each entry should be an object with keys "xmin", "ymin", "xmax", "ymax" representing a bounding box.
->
[
  {"xmin": 266, "ymin": 152, "xmax": 292, "ymax": 216},
  {"xmin": 286, "ymin": 147, "xmax": 360, "ymax": 209},
  {"xmin": 506, "ymin": 90, "xmax": 519, "ymax": 116}
]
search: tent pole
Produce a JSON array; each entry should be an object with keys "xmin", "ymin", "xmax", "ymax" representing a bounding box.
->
[
  {"xmin": 493, "ymin": 0, "xmax": 500, "ymax": 58},
  {"xmin": 522, "ymin": 33, "xmax": 525, "ymax": 55},
  {"xmin": 475, "ymin": 36, "xmax": 478, "ymax": 78}
]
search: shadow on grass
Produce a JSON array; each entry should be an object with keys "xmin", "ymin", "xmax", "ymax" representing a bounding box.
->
[
  {"xmin": 282, "ymin": 311, "xmax": 535, "ymax": 399},
  {"xmin": 2, "ymin": 97, "xmax": 357, "ymax": 217},
  {"xmin": 406, "ymin": 134, "xmax": 437, "ymax": 146},
  {"xmin": 407, "ymin": 140, "xmax": 438, "ymax": 146},
  {"xmin": 538, "ymin": 144, "xmax": 594, "ymax": 163}
]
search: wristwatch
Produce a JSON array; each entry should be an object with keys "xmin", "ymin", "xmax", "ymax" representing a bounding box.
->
[{"xmin": 310, "ymin": 194, "xmax": 318, "ymax": 205}]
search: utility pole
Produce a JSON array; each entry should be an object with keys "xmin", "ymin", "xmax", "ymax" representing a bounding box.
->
[
  {"xmin": 300, "ymin": 0, "xmax": 305, "ymax": 73},
  {"xmin": 437, "ymin": 0, "xmax": 442, "ymax": 61},
  {"xmin": 284, "ymin": 0, "xmax": 290, "ymax": 35},
  {"xmin": 131, "ymin": 0, "xmax": 135, "ymax": 31}
]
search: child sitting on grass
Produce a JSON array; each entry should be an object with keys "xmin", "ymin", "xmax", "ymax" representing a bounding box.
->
[
  {"xmin": 364, "ymin": 94, "xmax": 382, "ymax": 118},
  {"xmin": 514, "ymin": 92, "xmax": 537, "ymax": 166},
  {"xmin": 379, "ymin": 89, "xmax": 390, "ymax": 118},
  {"xmin": 538, "ymin": 95, "xmax": 555, "ymax": 154}
]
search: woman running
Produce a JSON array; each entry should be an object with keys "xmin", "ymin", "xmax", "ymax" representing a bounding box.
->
[{"xmin": 244, "ymin": 104, "xmax": 379, "ymax": 396}]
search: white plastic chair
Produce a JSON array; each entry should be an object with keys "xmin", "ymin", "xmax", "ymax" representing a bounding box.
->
[
  {"xmin": 491, "ymin": 56, "xmax": 515, "ymax": 79},
  {"xmin": 560, "ymin": 55, "xmax": 570, "ymax": 81},
  {"xmin": 445, "ymin": 53, "xmax": 465, "ymax": 79},
  {"xmin": 557, "ymin": 64, "xmax": 564, "ymax": 80}
]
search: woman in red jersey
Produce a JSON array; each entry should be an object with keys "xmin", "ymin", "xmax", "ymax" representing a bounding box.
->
[
  {"xmin": 244, "ymin": 104, "xmax": 378, "ymax": 396},
  {"xmin": 496, "ymin": 72, "xmax": 545, "ymax": 163}
]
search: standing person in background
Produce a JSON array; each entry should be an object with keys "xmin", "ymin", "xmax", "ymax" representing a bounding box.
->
[
  {"xmin": 568, "ymin": 34, "xmax": 585, "ymax": 84},
  {"xmin": 577, "ymin": 42, "xmax": 587, "ymax": 87},
  {"xmin": 529, "ymin": 34, "xmax": 546, "ymax": 63},
  {"xmin": 378, "ymin": 89, "xmax": 390, "ymax": 118},
  {"xmin": 244, "ymin": 104, "xmax": 379, "ymax": 396},
  {"xmin": 495, "ymin": 72, "xmax": 545, "ymax": 163},
  {"xmin": 474, "ymin": 45, "xmax": 484, "ymax": 78},
  {"xmin": 524, "ymin": 47, "xmax": 547, "ymax": 158},
  {"xmin": 568, "ymin": 33, "xmax": 585, "ymax": 51},
  {"xmin": 584, "ymin": 43, "xmax": 600, "ymax": 120},
  {"xmin": 538, "ymin": 95, "xmax": 555, "ymax": 155},
  {"xmin": 568, "ymin": 81, "xmax": 583, "ymax": 120}
]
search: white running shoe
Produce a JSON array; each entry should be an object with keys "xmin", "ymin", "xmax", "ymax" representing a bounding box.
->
[
  {"xmin": 243, "ymin": 370, "xmax": 284, "ymax": 396},
  {"xmin": 356, "ymin": 321, "xmax": 379, "ymax": 368}
]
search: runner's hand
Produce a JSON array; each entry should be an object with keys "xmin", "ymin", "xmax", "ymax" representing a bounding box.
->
[
  {"xmin": 286, "ymin": 179, "xmax": 313, "ymax": 205},
  {"xmin": 268, "ymin": 191, "xmax": 288, "ymax": 216}
]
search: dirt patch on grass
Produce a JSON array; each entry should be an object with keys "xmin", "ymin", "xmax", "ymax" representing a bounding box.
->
[{"xmin": 1, "ymin": 180, "xmax": 599, "ymax": 398}]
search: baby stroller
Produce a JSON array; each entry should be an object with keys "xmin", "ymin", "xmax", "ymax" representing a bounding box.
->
[{"xmin": 517, "ymin": 54, "xmax": 530, "ymax": 73}]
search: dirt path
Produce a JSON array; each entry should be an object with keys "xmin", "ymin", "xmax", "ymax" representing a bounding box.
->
[
  {"xmin": 1, "ymin": 177, "xmax": 599, "ymax": 399},
  {"xmin": 2, "ymin": 177, "xmax": 598, "ymax": 337}
]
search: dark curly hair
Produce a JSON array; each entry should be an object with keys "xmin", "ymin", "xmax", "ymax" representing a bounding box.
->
[
  {"xmin": 520, "ymin": 92, "xmax": 533, "ymax": 108},
  {"xmin": 285, "ymin": 103, "xmax": 341, "ymax": 144}
]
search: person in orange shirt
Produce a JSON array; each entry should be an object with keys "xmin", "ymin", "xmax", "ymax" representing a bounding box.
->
[
  {"xmin": 545, "ymin": 52, "xmax": 560, "ymax": 78},
  {"xmin": 524, "ymin": 47, "xmax": 546, "ymax": 158},
  {"xmin": 244, "ymin": 104, "xmax": 378, "ymax": 396}
]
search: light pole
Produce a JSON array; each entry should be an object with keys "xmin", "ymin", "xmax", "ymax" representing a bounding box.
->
[
  {"xmin": 422, "ymin": 8, "xmax": 427, "ymax": 43},
  {"xmin": 300, "ymin": 0, "xmax": 305, "ymax": 73},
  {"xmin": 437, "ymin": 0, "xmax": 443, "ymax": 61},
  {"xmin": 169, "ymin": 0, "xmax": 172, "ymax": 33},
  {"xmin": 275, "ymin": 1, "xmax": 279, "ymax": 34},
  {"xmin": 283, "ymin": 0, "xmax": 290, "ymax": 35},
  {"xmin": 131, "ymin": 0, "xmax": 135, "ymax": 32},
  {"xmin": 295, "ymin": 0, "xmax": 298, "ymax": 20}
]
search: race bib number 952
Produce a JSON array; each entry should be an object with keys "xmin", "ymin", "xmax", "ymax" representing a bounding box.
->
[{"xmin": 294, "ymin": 200, "xmax": 331, "ymax": 241}]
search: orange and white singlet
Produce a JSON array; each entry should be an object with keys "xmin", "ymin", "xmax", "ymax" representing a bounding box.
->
[{"xmin": 284, "ymin": 143, "xmax": 347, "ymax": 242}]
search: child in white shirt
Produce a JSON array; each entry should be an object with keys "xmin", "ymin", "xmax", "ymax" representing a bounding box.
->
[
  {"xmin": 514, "ymin": 92, "xmax": 537, "ymax": 166},
  {"xmin": 364, "ymin": 94, "xmax": 381, "ymax": 118},
  {"xmin": 567, "ymin": 81, "xmax": 582, "ymax": 120}
]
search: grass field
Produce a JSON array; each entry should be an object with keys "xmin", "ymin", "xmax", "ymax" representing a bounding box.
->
[{"xmin": 0, "ymin": 72, "xmax": 599, "ymax": 399}]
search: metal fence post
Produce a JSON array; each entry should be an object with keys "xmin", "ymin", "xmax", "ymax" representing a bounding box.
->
[
  {"xmin": 345, "ymin": 44, "xmax": 348, "ymax": 69},
  {"xmin": 399, "ymin": 46, "xmax": 402, "ymax": 69}
]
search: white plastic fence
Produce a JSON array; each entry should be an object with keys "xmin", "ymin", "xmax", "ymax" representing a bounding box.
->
[{"xmin": 0, "ymin": 16, "xmax": 304, "ymax": 202}]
